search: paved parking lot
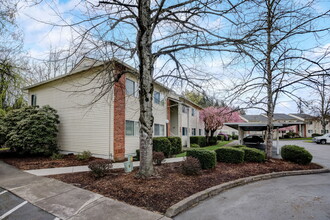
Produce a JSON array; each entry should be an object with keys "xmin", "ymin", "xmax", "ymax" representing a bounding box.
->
[
  {"xmin": 0, "ymin": 187, "xmax": 56, "ymax": 220},
  {"xmin": 175, "ymin": 140, "xmax": 330, "ymax": 220}
]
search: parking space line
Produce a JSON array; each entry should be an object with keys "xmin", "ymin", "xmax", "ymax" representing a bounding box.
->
[
  {"xmin": 0, "ymin": 201, "xmax": 28, "ymax": 220},
  {"xmin": 0, "ymin": 191, "xmax": 7, "ymax": 196}
]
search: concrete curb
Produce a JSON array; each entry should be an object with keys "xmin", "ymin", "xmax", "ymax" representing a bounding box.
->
[{"xmin": 165, "ymin": 165, "xmax": 330, "ymax": 218}]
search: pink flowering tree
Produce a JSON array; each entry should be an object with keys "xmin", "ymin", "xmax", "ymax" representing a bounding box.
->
[{"xmin": 200, "ymin": 107, "xmax": 241, "ymax": 143}]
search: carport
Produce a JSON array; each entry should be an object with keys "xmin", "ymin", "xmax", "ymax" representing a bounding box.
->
[{"xmin": 224, "ymin": 122, "xmax": 305, "ymax": 154}]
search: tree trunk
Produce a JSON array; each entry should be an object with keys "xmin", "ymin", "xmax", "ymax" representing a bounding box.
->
[
  {"xmin": 265, "ymin": 0, "xmax": 274, "ymax": 159},
  {"xmin": 205, "ymin": 128, "xmax": 210, "ymax": 144},
  {"xmin": 137, "ymin": 0, "xmax": 154, "ymax": 178}
]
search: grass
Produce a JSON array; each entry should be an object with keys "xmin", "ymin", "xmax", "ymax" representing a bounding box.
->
[
  {"xmin": 304, "ymin": 140, "xmax": 313, "ymax": 143},
  {"xmin": 0, "ymin": 147, "xmax": 9, "ymax": 151},
  {"xmin": 175, "ymin": 140, "xmax": 233, "ymax": 157}
]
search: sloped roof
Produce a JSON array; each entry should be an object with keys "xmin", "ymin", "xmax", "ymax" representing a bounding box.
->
[
  {"xmin": 290, "ymin": 113, "xmax": 314, "ymax": 120},
  {"xmin": 272, "ymin": 113, "xmax": 299, "ymax": 121},
  {"xmin": 241, "ymin": 115, "xmax": 267, "ymax": 122}
]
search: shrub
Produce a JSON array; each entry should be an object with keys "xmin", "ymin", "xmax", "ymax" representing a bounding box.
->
[
  {"xmin": 186, "ymin": 149, "xmax": 216, "ymax": 169},
  {"xmin": 191, "ymin": 144, "xmax": 200, "ymax": 148},
  {"xmin": 281, "ymin": 145, "xmax": 313, "ymax": 165},
  {"xmin": 190, "ymin": 136, "xmax": 206, "ymax": 147},
  {"xmin": 181, "ymin": 156, "xmax": 201, "ymax": 175},
  {"xmin": 283, "ymin": 134, "xmax": 290, "ymax": 139},
  {"xmin": 215, "ymin": 147, "xmax": 244, "ymax": 163},
  {"xmin": 88, "ymin": 159, "xmax": 113, "ymax": 178},
  {"xmin": 0, "ymin": 115, "xmax": 6, "ymax": 147},
  {"xmin": 153, "ymin": 137, "xmax": 172, "ymax": 157},
  {"xmin": 241, "ymin": 147, "xmax": 265, "ymax": 162},
  {"xmin": 167, "ymin": 137, "xmax": 182, "ymax": 155},
  {"xmin": 5, "ymin": 105, "xmax": 60, "ymax": 156},
  {"xmin": 232, "ymin": 134, "xmax": 238, "ymax": 140},
  {"xmin": 217, "ymin": 135, "xmax": 224, "ymax": 141},
  {"xmin": 208, "ymin": 136, "xmax": 218, "ymax": 145},
  {"xmin": 312, "ymin": 133, "xmax": 322, "ymax": 137},
  {"xmin": 153, "ymin": 151, "xmax": 165, "ymax": 165},
  {"xmin": 50, "ymin": 153, "xmax": 64, "ymax": 160},
  {"xmin": 77, "ymin": 150, "xmax": 92, "ymax": 160}
]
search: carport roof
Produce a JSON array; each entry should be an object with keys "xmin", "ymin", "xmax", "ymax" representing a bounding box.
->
[{"xmin": 224, "ymin": 122, "xmax": 305, "ymax": 131}]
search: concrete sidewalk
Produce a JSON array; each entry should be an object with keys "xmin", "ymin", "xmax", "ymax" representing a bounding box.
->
[
  {"xmin": 26, "ymin": 157, "xmax": 185, "ymax": 176},
  {"xmin": 0, "ymin": 160, "xmax": 171, "ymax": 220}
]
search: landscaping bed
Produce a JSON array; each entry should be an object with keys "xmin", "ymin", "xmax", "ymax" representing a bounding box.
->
[
  {"xmin": 0, "ymin": 151, "xmax": 105, "ymax": 170},
  {"xmin": 49, "ymin": 159, "xmax": 321, "ymax": 214}
]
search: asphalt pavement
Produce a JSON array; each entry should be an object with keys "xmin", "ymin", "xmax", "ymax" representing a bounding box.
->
[{"xmin": 175, "ymin": 140, "xmax": 330, "ymax": 220}]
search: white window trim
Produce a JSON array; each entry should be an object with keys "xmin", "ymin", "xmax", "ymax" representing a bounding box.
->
[{"xmin": 154, "ymin": 123, "xmax": 165, "ymax": 136}]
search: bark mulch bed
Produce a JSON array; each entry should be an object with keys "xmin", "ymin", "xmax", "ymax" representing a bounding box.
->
[
  {"xmin": 0, "ymin": 151, "xmax": 106, "ymax": 170},
  {"xmin": 49, "ymin": 159, "xmax": 322, "ymax": 214}
]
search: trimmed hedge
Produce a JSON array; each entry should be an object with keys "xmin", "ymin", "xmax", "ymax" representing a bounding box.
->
[
  {"xmin": 215, "ymin": 147, "xmax": 244, "ymax": 163},
  {"xmin": 241, "ymin": 147, "xmax": 265, "ymax": 162},
  {"xmin": 168, "ymin": 136, "xmax": 182, "ymax": 155},
  {"xmin": 186, "ymin": 149, "xmax": 216, "ymax": 169},
  {"xmin": 312, "ymin": 133, "xmax": 322, "ymax": 137},
  {"xmin": 208, "ymin": 136, "xmax": 218, "ymax": 145},
  {"xmin": 281, "ymin": 145, "xmax": 313, "ymax": 165},
  {"xmin": 153, "ymin": 137, "xmax": 172, "ymax": 157},
  {"xmin": 232, "ymin": 134, "xmax": 238, "ymax": 140},
  {"xmin": 190, "ymin": 136, "xmax": 206, "ymax": 147}
]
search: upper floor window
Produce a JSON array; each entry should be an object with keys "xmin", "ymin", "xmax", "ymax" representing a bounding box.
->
[
  {"xmin": 31, "ymin": 94, "xmax": 37, "ymax": 106},
  {"xmin": 154, "ymin": 124, "xmax": 165, "ymax": 136},
  {"xmin": 126, "ymin": 79, "xmax": 136, "ymax": 96},
  {"xmin": 191, "ymin": 108, "xmax": 195, "ymax": 116},
  {"xmin": 153, "ymin": 91, "xmax": 164, "ymax": 105},
  {"xmin": 182, "ymin": 105, "xmax": 188, "ymax": 113}
]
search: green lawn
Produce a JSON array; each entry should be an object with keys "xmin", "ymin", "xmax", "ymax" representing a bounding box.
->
[{"xmin": 175, "ymin": 140, "xmax": 233, "ymax": 157}]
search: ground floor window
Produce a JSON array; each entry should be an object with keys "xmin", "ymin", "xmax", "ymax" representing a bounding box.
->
[
  {"xmin": 308, "ymin": 130, "xmax": 313, "ymax": 133},
  {"xmin": 125, "ymin": 120, "xmax": 139, "ymax": 136},
  {"xmin": 192, "ymin": 128, "xmax": 196, "ymax": 136},
  {"xmin": 154, "ymin": 124, "xmax": 165, "ymax": 136},
  {"xmin": 182, "ymin": 127, "xmax": 188, "ymax": 136},
  {"xmin": 199, "ymin": 129, "xmax": 202, "ymax": 136}
]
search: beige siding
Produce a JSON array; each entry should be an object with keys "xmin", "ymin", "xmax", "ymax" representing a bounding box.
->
[
  {"xmin": 124, "ymin": 73, "xmax": 169, "ymax": 154},
  {"xmin": 29, "ymin": 69, "xmax": 112, "ymax": 156}
]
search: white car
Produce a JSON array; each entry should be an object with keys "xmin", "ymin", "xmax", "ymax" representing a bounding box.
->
[{"xmin": 313, "ymin": 133, "xmax": 330, "ymax": 144}]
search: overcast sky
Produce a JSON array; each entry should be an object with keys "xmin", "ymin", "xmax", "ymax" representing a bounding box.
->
[{"xmin": 16, "ymin": 0, "xmax": 330, "ymax": 115}]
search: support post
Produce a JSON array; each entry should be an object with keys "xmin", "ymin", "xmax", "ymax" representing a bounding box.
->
[{"xmin": 238, "ymin": 127, "xmax": 244, "ymax": 145}]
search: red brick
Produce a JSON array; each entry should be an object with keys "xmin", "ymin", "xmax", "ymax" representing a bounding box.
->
[{"xmin": 113, "ymin": 72, "xmax": 126, "ymax": 161}]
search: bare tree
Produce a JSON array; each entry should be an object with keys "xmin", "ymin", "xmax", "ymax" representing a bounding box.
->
[
  {"xmin": 229, "ymin": 0, "xmax": 330, "ymax": 157},
  {"xmin": 309, "ymin": 74, "xmax": 330, "ymax": 134},
  {"xmin": 33, "ymin": 0, "xmax": 251, "ymax": 178}
]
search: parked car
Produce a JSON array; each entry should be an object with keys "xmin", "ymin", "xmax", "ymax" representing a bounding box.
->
[
  {"xmin": 243, "ymin": 135, "xmax": 264, "ymax": 145},
  {"xmin": 313, "ymin": 133, "xmax": 330, "ymax": 144}
]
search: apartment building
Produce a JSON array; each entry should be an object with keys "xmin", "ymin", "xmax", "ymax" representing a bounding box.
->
[{"xmin": 24, "ymin": 57, "xmax": 204, "ymax": 161}]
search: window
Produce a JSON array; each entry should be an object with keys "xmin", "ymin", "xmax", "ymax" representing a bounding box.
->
[
  {"xmin": 308, "ymin": 121, "xmax": 313, "ymax": 125},
  {"xmin": 191, "ymin": 108, "xmax": 195, "ymax": 116},
  {"xmin": 126, "ymin": 79, "xmax": 136, "ymax": 96},
  {"xmin": 182, "ymin": 105, "xmax": 188, "ymax": 113},
  {"xmin": 31, "ymin": 94, "xmax": 37, "ymax": 106},
  {"xmin": 322, "ymin": 130, "xmax": 329, "ymax": 134},
  {"xmin": 153, "ymin": 91, "xmax": 164, "ymax": 105},
  {"xmin": 126, "ymin": 120, "xmax": 139, "ymax": 136},
  {"xmin": 308, "ymin": 130, "xmax": 313, "ymax": 133},
  {"xmin": 182, "ymin": 127, "xmax": 188, "ymax": 136},
  {"xmin": 154, "ymin": 124, "xmax": 165, "ymax": 136},
  {"xmin": 192, "ymin": 128, "xmax": 196, "ymax": 136},
  {"xmin": 199, "ymin": 129, "xmax": 202, "ymax": 136}
]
